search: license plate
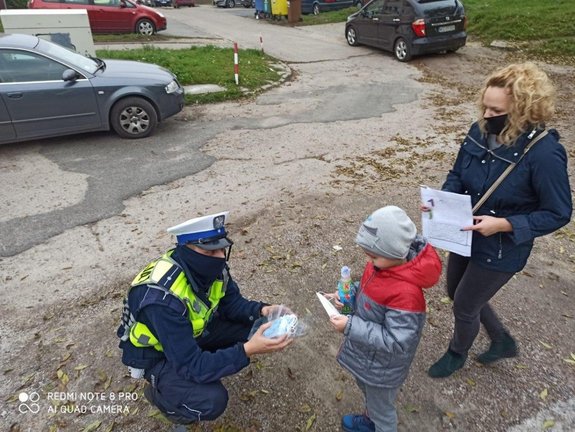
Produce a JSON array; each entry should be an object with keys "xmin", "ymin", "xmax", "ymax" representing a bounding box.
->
[{"xmin": 438, "ymin": 24, "xmax": 456, "ymax": 33}]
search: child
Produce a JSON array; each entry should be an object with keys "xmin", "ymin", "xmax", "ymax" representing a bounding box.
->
[{"xmin": 327, "ymin": 206, "xmax": 442, "ymax": 432}]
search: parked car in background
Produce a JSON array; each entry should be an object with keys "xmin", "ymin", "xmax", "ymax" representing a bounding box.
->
[
  {"xmin": 27, "ymin": 0, "xmax": 167, "ymax": 35},
  {"xmin": 345, "ymin": 0, "xmax": 466, "ymax": 61},
  {"xmin": 301, "ymin": 0, "xmax": 361, "ymax": 15},
  {"xmin": 0, "ymin": 33, "xmax": 184, "ymax": 144},
  {"xmin": 214, "ymin": 0, "xmax": 235, "ymax": 7},
  {"xmin": 153, "ymin": 0, "xmax": 171, "ymax": 6},
  {"xmin": 173, "ymin": 0, "xmax": 195, "ymax": 8},
  {"xmin": 241, "ymin": 0, "xmax": 254, "ymax": 7}
]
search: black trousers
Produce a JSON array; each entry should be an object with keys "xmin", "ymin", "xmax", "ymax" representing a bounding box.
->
[
  {"xmin": 144, "ymin": 318, "xmax": 252, "ymax": 424},
  {"xmin": 446, "ymin": 253, "xmax": 514, "ymax": 356}
]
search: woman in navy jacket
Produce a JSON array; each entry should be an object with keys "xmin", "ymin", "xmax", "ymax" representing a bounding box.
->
[{"xmin": 427, "ymin": 62, "xmax": 572, "ymax": 378}]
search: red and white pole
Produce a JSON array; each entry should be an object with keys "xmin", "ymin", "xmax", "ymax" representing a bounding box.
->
[
  {"xmin": 233, "ymin": 42, "xmax": 239, "ymax": 85},
  {"xmin": 259, "ymin": 34, "xmax": 264, "ymax": 53}
]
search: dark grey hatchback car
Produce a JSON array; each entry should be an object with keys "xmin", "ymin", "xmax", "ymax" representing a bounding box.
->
[
  {"xmin": 345, "ymin": 0, "xmax": 467, "ymax": 62},
  {"xmin": 0, "ymin": 33, "xmax": 184, "ymax": 144}
]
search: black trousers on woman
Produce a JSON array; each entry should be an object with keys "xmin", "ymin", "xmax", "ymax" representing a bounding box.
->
[{"xmin": 446, "ymin": 253, "xmax": 515, "ymax": 355}]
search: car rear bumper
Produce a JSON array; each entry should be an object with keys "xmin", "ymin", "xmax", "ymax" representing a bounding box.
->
[{"xmin": 411, "ymin": 32, "xmax": 466, "ymax": 55}]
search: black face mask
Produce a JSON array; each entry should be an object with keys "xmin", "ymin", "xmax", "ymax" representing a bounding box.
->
[
  {"xmin": 484, "ymin": 114, "xmax": 508, "ymax": 136},
  {"xmin": 175, "ymin": 245, "xmax": 227, "ymax": 291}
]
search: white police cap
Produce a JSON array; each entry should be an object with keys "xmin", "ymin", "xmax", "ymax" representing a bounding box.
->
[{"xmin": 167, "ymin": 211, "xmax": 232, "ymax": 250}]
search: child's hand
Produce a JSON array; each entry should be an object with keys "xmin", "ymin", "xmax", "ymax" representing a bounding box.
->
[
  {"xmin": 322, "ymin": 291, "xmax": 344, "ymax": 310},
  {"xmin": 330, "ymin": 315, "xmax": 349, "ymax": 333}
]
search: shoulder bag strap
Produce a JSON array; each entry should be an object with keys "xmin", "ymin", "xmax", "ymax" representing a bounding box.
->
[{"xmin": 472, "ymin": 130, "xmax": 548, "ymax": 214}]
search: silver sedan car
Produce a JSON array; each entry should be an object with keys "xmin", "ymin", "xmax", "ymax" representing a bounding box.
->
[{"xmin": 0, "ymin": 33, "xmax": 185, "ymax": 144}]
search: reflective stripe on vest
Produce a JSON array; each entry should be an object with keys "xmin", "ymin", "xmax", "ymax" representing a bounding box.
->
[{"xmin": 128, "ymin": 251, "xmax": 228, "ymax": 351}]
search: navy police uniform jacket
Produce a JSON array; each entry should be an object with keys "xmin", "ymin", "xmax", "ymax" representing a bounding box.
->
[
  {"xmin": 442, "ymin": 123, "xmax": 572, "ymax": 272},
  {"xmin": 117, "ymin": 248, "xmax": 264, "ymax": 384}
]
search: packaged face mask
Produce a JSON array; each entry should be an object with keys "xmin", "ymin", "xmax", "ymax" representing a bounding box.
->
[
  {"xmin": 263, "ymin": 314, "xmax": 299, "ymax": 338},
  {"xmin": 247, "ymin": 305, "xmax": 307, "ymax": 340}
]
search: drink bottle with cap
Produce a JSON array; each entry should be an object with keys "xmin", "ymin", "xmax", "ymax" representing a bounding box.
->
[{"xmin": 338, "ymin": 266, "xmax": 355, "ymax": 315}]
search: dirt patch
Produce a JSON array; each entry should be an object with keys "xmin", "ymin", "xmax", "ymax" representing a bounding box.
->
[{"xmin": 2, "ymin": 42, "xmax": 574, "ymax": 432}]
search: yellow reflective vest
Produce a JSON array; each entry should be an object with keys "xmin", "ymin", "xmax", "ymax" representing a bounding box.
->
[{"xmin": 128, "ymin": 251, "xmax": 228, "ymax": 352}]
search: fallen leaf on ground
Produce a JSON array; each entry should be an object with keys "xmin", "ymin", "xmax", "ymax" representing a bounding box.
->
[
  {"xmin": 543, "ymin": 419, "xmax": 555, "ymax": 429},
  {"xmin": 305, "ymin": 414, "xmax": 316, "ymax": 431},
  {"xmin": 539, "ymin": 341, "xmax": 553, "ymax": 349},
  {"xmin": 82, "ymin": 420, "xmax": 102, "ymax": 432}
]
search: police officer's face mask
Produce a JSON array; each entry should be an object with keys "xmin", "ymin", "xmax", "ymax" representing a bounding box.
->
[
  {"xmin": 178, "ymin": 245, "xmax": 227, "ymax": 289},
  {"xmin": 484, "ymin": 114, "xmax": 508, "ymax": 136}
]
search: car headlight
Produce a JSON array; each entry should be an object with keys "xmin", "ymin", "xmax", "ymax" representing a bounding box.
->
[{"xmin": 165, "ymin": 80, "xmax": 180, "ymax": 94}]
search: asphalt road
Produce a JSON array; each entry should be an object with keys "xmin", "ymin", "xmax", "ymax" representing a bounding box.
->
[{"xmin": 0, "ymin": 6, "xmax": 419, "ymax": 257}]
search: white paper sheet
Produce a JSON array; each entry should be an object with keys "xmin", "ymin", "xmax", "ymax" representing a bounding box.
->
[
  {"xmin": 316, "ymin": 292, "xmax": 341, "ymax": 317},
  {"xmin": 420, "ymin": 186, "xmax": 473, "ymax": 257}
]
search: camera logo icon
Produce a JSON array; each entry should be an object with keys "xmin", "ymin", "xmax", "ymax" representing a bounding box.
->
[{"xmin": 18, "ymin": 392, "xmax": 40, "ymax": 414}]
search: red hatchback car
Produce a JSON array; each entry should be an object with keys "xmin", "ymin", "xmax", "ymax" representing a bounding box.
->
[{"xmin": 27, "ymin": 0, "xmax": 167, "ymax": 35}]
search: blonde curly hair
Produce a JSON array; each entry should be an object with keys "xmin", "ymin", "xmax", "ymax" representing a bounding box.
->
[{"xmin": 477, "ymin": 62, "xmax": 556, "ymax": 145}]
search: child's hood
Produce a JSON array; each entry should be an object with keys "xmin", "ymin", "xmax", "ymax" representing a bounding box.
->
[{"xmin": 382, "ymin": 236, "xmax": 442, "ymax": 289}]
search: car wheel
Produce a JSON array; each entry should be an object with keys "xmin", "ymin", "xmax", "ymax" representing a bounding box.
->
[
  {"xmin": 312, "ymin": 3, "xmax": 319, "ymax": 14},
  {"xmin": 110, "ymin": 97, "xmax": 158, "ymax": 139},
  {"xmin": 136, "ymin": 19, "xmax": 156, "ymax": 35},
  {"xmin": 346, "ymin": 26, "xmax": 359, "ymax": 46},
  {"xmin": 394, "ymin": 37, "xmax": 412, "ymax": 62},
  {"xmin": 227, "ymin": 0, "xmax": 235, "ymax": 6}
]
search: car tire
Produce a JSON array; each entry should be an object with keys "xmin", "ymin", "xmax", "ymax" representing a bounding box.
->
[
  {"xmin": 136, "ymin": 19, "xmax": 156, "ymax": 35},
  {"xmin": 110, "ymin": 97, "xmax": 158, "ymax": 139},
  {"xmin": 227, "ymin": 0, "xmax": 235, "ymax": 7},
  {"xmin": 346, "ymin": 26, "xmax": 359, "ymax": 46},
  {"xmin": 394, "ymin": 37, "xmax": 412, "ymax": 62},
  {"xmin": 312, "ymin": 2, "xmax": 319, "ymax": 14}
]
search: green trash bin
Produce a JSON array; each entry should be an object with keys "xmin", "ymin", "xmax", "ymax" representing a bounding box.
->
[{"xmin": 263, "ymin": 0, "xmax": 271, "ymax": 16}]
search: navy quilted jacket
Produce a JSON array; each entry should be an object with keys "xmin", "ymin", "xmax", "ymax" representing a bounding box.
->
[{"xmin": 442, "ymin": 123, "xmax": 572, "ymax": 272}]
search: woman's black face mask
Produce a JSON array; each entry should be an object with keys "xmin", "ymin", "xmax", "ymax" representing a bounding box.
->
[{"xmin": 484, "ymin": 114, "xmax": 508, "ymax": 135}]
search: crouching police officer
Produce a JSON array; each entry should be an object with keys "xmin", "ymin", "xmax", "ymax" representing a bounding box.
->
[{"xmin": 117, "ymin": 211, "xmax": 292, "ymax": 425}]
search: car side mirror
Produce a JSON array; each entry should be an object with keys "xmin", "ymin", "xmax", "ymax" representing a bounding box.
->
[{"xmin": 62, "ymin": 69, "xmax": 79, "ymax": 82}]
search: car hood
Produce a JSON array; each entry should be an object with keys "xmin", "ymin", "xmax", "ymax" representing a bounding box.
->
[{"xmin": 98, "ymin": 59, "xmax": 175, "ymax": 82}]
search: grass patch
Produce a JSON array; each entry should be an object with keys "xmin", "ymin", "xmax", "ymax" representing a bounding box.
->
[
  {"xmin": 464, "ymin": 0, "xmax": 575, "ymax": 60},
  {"xmin": 96, "ymin": 45, "xmax": 284, "ymax": 104},
  {"xmin": 299, "ymin": 6, "xmax": 358, "ymax": 25}
]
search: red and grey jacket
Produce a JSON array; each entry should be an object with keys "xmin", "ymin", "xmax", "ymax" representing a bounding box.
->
[{"xmin": 337, "ymin": 237, "xmax": 442, "ymax": 388}]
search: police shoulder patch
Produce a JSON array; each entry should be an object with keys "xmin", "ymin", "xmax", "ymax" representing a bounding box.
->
[{"xmin": 131, "ymin": 259, "xmax": 180, "ymax": 288}]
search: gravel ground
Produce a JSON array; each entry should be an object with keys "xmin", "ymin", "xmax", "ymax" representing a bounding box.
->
[{"xmin": 1, "ymin": 42, "xmax": 573, "ymax": 432}]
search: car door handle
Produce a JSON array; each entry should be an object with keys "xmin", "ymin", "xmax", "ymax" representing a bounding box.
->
[
  {"xmin": 393, "ymin": 18, "xmax": 400, "ymax": 22},
  {"xmin": 372, "ymin": 17, "xmax": 379, "ymax": 21},
  {"xmin": 7, "ymin": 92, "xmax": 23, "ymax": 99}
]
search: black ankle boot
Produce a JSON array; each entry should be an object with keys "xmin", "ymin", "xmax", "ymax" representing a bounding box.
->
[
  {"xmin": 477, "ymin": 333, "xmax": 518, "ymax": 365},
  {"xmin": 428, "ymin": 349, "xmax": 467, "ymax": 378}
]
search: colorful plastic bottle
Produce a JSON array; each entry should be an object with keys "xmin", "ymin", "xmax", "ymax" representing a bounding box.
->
[{"xmin": 338, "ymin": 266, "xmax": 355, "ymax": 315}]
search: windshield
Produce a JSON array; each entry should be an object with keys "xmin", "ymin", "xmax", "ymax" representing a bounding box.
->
[{"xmin": 36, "ymin": 38, "xmax": 99, "ymax": 74}]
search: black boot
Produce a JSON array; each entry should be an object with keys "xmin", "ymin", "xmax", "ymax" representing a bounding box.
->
[
  {"xmin": 476, "ymin": 332, "xmax": 518, "ymax": 365},
  {"xmin": 428, "ymin": 349, "xmax": 467, "ymax": 378}
]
